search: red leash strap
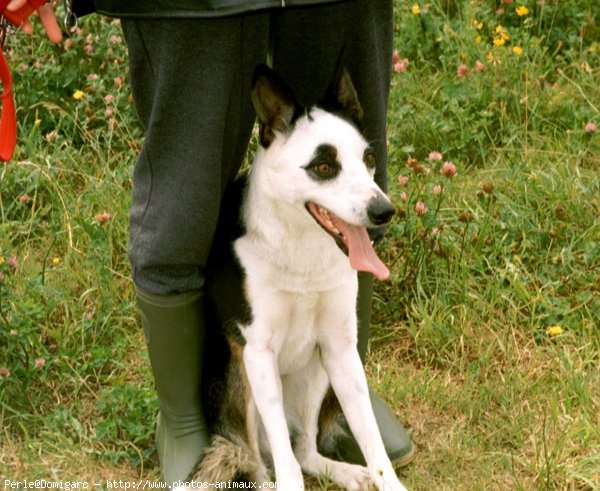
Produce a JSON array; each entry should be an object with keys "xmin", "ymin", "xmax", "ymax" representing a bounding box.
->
[
  {"xmin": 0, "ymin": 0, "xmax": 47, "ymax": 161},
  {"xmin": 0, "ymin": 43, "xmax": 16, "ymax": 161}
]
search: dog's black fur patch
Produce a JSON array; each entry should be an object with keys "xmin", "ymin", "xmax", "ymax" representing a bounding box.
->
[
  {"xmin": 304, "ymin": 144, "xmax": 341, "ymax": 181},
  {"xmin": 202, "ymin": 176, "xmax": 253, "ymax": 430},
  {"xmin": 205, "ymin": 176, "xmax": 253, "ymax": 337}
]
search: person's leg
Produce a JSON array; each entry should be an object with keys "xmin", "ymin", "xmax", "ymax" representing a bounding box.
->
[
  {"xmin": 124, "ymin": 16, "xmax": 269, "ymax": 295},
  {"xmin": 271, "ymin": 0, "xmax": 414, "ymax": 466},
  {"xmin": 121, "ymin": 15, "xmax": 269, "ymax": 483}
]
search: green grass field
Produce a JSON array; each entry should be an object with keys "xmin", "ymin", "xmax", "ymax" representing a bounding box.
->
[{"xmin": 1, "ymin": 1, "xmax": 599, "ymax": 489}]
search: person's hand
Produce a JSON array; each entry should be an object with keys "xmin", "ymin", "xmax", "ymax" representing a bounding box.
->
[{"xmin": 5, "ymin": 0, "xmax": 62, "ymax": 43}]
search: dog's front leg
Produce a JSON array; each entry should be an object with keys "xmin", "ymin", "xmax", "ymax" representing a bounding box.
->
[
  {"xmin": 320, "ymin": 335, "xmax": 408, "ymax": 491},
  {"xmin": 243, "ymin": 338, "xmax": 304, "ymax": 489}
]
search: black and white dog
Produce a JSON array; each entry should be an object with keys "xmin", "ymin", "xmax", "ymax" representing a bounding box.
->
[{"xmin": 187, "ymin": 64, "xmax": 406, "ymax": 491}]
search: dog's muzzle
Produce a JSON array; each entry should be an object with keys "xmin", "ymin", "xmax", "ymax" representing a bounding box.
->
[{"xmin": 305, "ymin": 200, "xmax": 392, "ymax": 281}]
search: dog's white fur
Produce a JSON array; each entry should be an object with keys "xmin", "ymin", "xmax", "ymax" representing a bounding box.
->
[{"xmin": 230, "ymin": 71, "xmax": 407, "ymax": 490}]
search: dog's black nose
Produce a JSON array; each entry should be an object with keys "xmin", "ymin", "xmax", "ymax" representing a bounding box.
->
[{"xmin": 367, "ymin": 198, "xmax": 395, "ymax": 226}]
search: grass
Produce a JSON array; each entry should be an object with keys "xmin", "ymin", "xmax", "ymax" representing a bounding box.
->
[{"xmin": 1, "ymin": 1, "xmax": 599, "ymax": 489}]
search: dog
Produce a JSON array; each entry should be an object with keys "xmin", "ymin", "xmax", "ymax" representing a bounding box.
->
[{"xmin": 187, "ymin": 63, "xmax": 407, "ymax": 491}]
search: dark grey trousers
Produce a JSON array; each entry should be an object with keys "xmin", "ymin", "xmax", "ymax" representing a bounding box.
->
[{"xmin": 122, "ymin": 0, "xmax": 393, "ymax": 295}]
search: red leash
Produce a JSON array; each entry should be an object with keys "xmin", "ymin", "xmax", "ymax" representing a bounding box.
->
[{"xmin": 0, "ymin": 0, "xmax": 47, "ymax": 161}]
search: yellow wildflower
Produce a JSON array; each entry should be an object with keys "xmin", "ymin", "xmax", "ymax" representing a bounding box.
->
[
  {"xmin": 493, "ymin": 37, "xmax": 506, "ymax": 47},
  {"xmin": 476, "ymin": 21, "xmax": 483, "ymax": 30},
  {"xmin": 475, "ymin": 35, "xmax": 482, "ymax": 44},
  {"xmin": 546, "ymin": 325, "xmax": 563, "ymax": 337},
  {"xmin": 486, "ymin": 51, "xmax": 494, "ymax": 61},
  {"xmin": 513, "ymin": 46, "xmax": 523, "ymax": 56},
  {"xmin": 34, "ymin": 119, "xmax": 42, "ymax": 126},
  {"xmin": 0, "ymin": 256, "xmax": 4, "ymax": 265},
  {"xmin": 495, "ymin": 25, "xmax": 510, "ymax": 40},
  {"xmin": 72, "ymin": 90, "xmax": 84, "ymax": 100},
  {"xmin": 516, "ymin": 5, "xmax": 529, "ymax": 16},
  {"xmin": 411, "ymin": 4, "xmax": 421, "ymax": 15},
  {"xmin": 52, "ymin": 257, "xmax": 61, "ymax": 266}
]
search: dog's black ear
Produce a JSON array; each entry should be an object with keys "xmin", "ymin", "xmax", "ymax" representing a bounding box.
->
[
  {"xmin": 324, "ymin": 48, "xmax": 364, "ymax": 124},
  {"xmin": 325, "ymin": 68, "xmax": 364, "ymax": 124},
  {"xmin": 251, "ymin": 64, "xmax": 300, "ymax": 148}
]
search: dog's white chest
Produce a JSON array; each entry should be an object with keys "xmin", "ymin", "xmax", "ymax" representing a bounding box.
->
[
  {"xmin": 240, "ymin": 270, "xmax": 358, "ymax": 376},
  {"xmin": 274, "ymin": 292, "xmax": 322, "ymax": 374},
  {"xmin": 241, "ymin": 289, "xmax": 322, "ymax": 374}
]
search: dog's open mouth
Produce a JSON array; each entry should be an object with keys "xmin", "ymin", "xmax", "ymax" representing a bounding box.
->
[{"xmin": 306, "ymin": 202, "xmax": 390, "ymax": 281}]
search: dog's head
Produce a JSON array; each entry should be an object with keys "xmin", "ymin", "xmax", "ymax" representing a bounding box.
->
[{"xmin": 250, "ymin": 64, "xmax": 394, "ymax": 281}]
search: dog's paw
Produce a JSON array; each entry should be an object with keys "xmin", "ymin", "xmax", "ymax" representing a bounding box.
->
[
  {"xmin": 276, "ymin": 465, "xmax": 305, "ymax": 490},
  {"xmin": 326, "ymin": 461, "xmax": 371, "ymax": 491}
]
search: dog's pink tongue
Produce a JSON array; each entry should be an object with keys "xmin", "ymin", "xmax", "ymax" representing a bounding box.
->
[{"xmin": 333, "ymin": 219, "xmax": 390, "ymax": 281}]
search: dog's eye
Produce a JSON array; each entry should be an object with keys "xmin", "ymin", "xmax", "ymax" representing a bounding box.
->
[
  {"xmin": 316, "ymin": 163, "xmax": 333, "ymax": 175},
  {"xmin": 304, "ymin": 144, "xmax": 341, "ymax": 181},
  {"xmin": 306, "ymin": 160, "xmax": 340, "ymax": 180},
  {"xmin": 363, "ymin": 151, "xmax": 376, "ymax": 169}
]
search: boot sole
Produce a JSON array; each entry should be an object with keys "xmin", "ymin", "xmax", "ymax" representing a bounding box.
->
[{"xmin": 392, "ymin": 444, "xmax": 416, "ymax": 468}]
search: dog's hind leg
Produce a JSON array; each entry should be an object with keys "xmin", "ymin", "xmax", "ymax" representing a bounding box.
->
[{"xmin": 286, "ymin": 352, "xmax": 371, "ymax": 491}]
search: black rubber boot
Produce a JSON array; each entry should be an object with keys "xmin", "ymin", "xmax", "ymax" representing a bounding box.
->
[
  {"xmin": 136, "ymin": 286, "xmax": 209, "ymax": 485},
  {"xmin": 335, "ymin": 272, "xmax": 415, "ymax": 467}
]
